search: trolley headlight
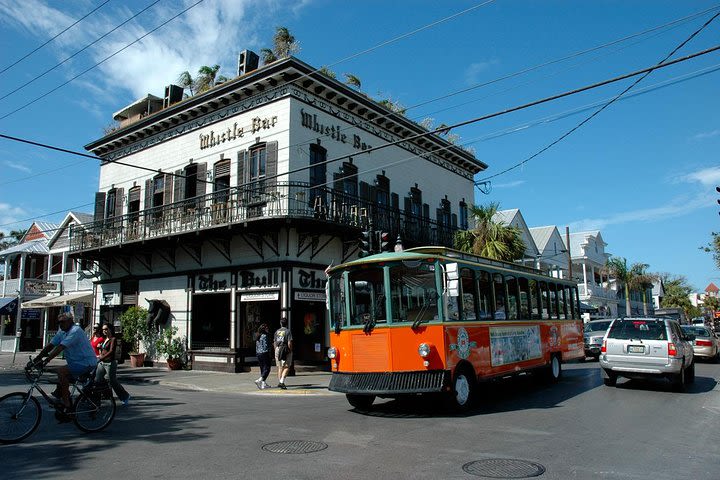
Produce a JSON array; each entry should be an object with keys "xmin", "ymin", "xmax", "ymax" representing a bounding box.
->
[
  {"xmin": 418, "ymin": 343, "xmax": 431, "ymax": 358},
  {"xmin": 327, "ymin": 347, "xmax": 337, "ymax": 359}
]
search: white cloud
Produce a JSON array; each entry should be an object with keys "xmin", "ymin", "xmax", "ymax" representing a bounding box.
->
[
  {"xmin": 693, "ymin": 129, "xmax": 720, "ymax": 140},
  {"xmin": 465, "ymin": 59, "xmax": 499, "ymax": 85},
  {"xmin": 493, "ymin": 180, "xmax": 525, "ymax": 189},
  {"xmin": 678, "ymin": 165, "xmax": 720, "ymax": 187},
  {"xmin": 0, "ymin": 0, "xmax": 310, "ymax": 102},
  {"xmin": 567, "ymin": 192, "xmax": 712, "ymax": 232},
  {"xmin": 0, "ymin": 202, "xmax": 28, "ymax": 232},
  {"xmin": 3, "ymin": 160, "xmax": 31, "ymax": 173}
]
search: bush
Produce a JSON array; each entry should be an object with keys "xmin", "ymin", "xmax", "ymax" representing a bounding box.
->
[
  {"xmin": 155, "ymin": 326, "xmax": 186, "ymax": 361},
  {"xmin": 119, "ymin": 306, "xmax": 152, "ymax": 354}
]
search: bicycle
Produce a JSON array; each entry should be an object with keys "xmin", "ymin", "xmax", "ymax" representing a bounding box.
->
[{"xmin": 0, "ymin": 357, "xmax": 117, "ymax": 444}]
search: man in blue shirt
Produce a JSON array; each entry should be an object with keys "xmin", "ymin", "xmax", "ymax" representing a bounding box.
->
[{"xmin": 33, "ymin": 313, "xmax": 98, "ymax": 412}]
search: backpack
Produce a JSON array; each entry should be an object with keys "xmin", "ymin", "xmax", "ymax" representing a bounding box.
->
[{"xmin": 275, "ymin": 328, "xmax": 289, "ymax": 359}]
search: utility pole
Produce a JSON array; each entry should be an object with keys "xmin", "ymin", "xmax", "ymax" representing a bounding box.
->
[{"xmin": 565, "ymin": 226, "xmax": 572, "ymax": 281}]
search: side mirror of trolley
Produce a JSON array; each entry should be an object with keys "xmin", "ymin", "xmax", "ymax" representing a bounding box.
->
[{"xmin": 446, "ymin": 262, "xmax": 460, "ymax": 297}]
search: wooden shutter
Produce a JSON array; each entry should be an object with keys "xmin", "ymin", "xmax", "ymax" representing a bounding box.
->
[
  {"xmin": 114, "ymin": 188, "xmax": 124, "ymax": 218},
  {"xmin": 196, "ymin": 162, "xmax": 207, "ymax": 196},
  {"xmin": 144, "ymin": 179, "xmax": 152, "ymax": 209},
  {"xmin": 391, "ymin": 193, "xmax": 399, "ymax": 211},
  {"xmin": 93, "ymin": 191, "xmax": 106, "ymax": 223},
  {"xmin": 164, "ymin": 173, "xmax": 173, "ymax": 204},
  {"xmin": 214, "ymin": 160, "xmax": 231, "ymax": 178},
  {"xmin": 237, "ymin": 150, "xmax": 247, "ymax": 186},
  {"xmin": 174, "ymin": 169, "xmax": 184, "ymax": 202},
  {"xmin": 452, "ymin": 213, "xmax": 457, "ymax": 229},
  {"xmin": 266, "ymin": 141, "xmax": 278, "ymax": 187}
]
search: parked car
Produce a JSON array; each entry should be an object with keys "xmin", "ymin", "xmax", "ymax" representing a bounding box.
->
[
  {"xmin": 599, "ymin": 317, "xmax": 695, "ymax": 391},
  {"xmin": 583, "ymin": 319, "xmax": 612, "ymax": 360},
  {"xmin": 680, "ymin": 325, "xmax": 718, "ymax": 362}
]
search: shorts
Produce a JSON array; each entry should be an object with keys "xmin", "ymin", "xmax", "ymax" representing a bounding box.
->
[
  {"xmin": 275, "ymin": 351, "xmax": 293, "ymax": 367},
  {"xmin": 68, "ymin": 363, "xmax": 96, "ymax": 379}
]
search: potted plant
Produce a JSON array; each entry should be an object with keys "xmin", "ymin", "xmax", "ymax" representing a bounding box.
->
[
  {"xmin": 155, "ymin": 326, "xmax": 187, "ymax": 370},
  {"xmin": 119, "ymin": 306, "xmax": 151, "ymax": 367}
]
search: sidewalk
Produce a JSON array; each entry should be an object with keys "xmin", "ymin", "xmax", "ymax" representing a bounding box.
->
[{"xmin": 0, "ymin": 352, "xmax": 335, "ymax": 397}]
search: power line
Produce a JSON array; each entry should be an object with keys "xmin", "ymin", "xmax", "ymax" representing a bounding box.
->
[
  {"xmin": 0, "ymin": 0, "xmax": 206, "ymax": 122},
  {"xmin": 476, "ymin": 11, "xmax": 720, "ymax": 184},
  {"xmin": 2, "ymin": 3, "xmax": 703, "ymax": 186},
  {"xmin": 2, "ymin": 43, "xmax": 718, "ymax": 202},
  {"xmin": 0, "ymin": 0, "xmax": 112, "ymax": 75},
  {"xmin": 3, "ymin": 58, "xmax": 719, "ymax": 236},
  {"xmin": 0, "ymin": 0, "xmax": 161, "ymax": 102}
]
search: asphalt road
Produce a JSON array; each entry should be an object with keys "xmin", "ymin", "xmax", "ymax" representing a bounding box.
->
[{"xmin": 1, "ymin": 361, "xmax": 719, "ymax": 480}]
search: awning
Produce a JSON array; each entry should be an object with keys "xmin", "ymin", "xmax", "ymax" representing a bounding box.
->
[
  {"xmin": 0, "ymin": 297, "xmax": 18, "ymax": 315},
  {"xmin": 579, "ymin": 302, "xmax": 599, "ymax": 313},
  {"xmin": 55, "ymin": 291, "xmax": 93, "ymax": 304},
  {"xmin": 22, "ymin": 294, "xmax": 62, "ymax": 308},
  {"xmin": 21, "ymin": 291, "xmax": 93, "ymax": 309}
]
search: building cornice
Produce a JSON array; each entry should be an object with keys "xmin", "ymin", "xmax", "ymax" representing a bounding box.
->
[{"xmin": 85, "ymin": 57, "xmax": 486, "ymax": 175}]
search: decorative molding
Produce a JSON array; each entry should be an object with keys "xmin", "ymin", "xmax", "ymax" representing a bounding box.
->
[{"xmin": 95, "ymin": 84, "xmax": 475, "ymax": 180}]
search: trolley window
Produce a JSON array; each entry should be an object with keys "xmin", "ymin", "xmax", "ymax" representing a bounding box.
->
[
  {"xmin": 390, "ymin": 262, "xmax": 439, "ymax": 324},
  {"xmin": 348, "ymin": 268, "xmax": 386, "ymax": 326},
  {"xmin": 460, "ymin": 269, "xmax": 477, "ymax": 321},
  {"xmin": 493, "ymin": 273, "xmax": 507, "ymax": 320},
  {"xmin": 478, "ymin": 270, "xmax": 493, "ymax": 319},
  {"xmin": 328, "ymin": 273, "xmax": 347, "ymax": 328},
  {"xmin": 505, "ymin": 275, "xmax": 519, "ymax": 320}
]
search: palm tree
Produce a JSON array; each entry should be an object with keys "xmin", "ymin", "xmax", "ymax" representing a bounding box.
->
[
  {"xmin": 344, "ymin": 73, "xmax": 361, "ymax": 89},
  {"xmin": 262, "ymin": 26, "xmax": 300, "ymax": 65},
  {"xmin": 177, "ymin": 70, "xmax": 195, "ymax": 96},
  {"xmin": 629, "ymin": 263, "xmax": 656, "ymax": 316},
  {"xmin": 318, "ymin": 66, "xmax": 337, "ymax": 79},
  {"xmin": 260, "ymin": 48, "xmax": 277, "ymax": 64},
  {"xmin": 454, "ymin": 203, "xmax": 526, "ymax": 262},
  {"xmin": 195, "ymin": 65, "xmax": 224, "ymax": 93},
  {"xmin": 604, "ymin": 257, "xmax": 635, "ymax": 316},
  {"xmin": 272, "ymin": 26, "xmax": 299, "ymax": 59}
]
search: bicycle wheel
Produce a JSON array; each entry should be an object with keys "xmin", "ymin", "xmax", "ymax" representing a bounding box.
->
[
  {"xmin": 0, "ymin": 392, "xmax": 42, "ymax": 444},
  {"xmin": 73, "ymin": 390, "xmax": 116, "ymax": 433}
]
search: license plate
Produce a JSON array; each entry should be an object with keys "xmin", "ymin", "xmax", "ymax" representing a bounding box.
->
[{"xmin": 628, "ymin": 345, "xmax": 644, "ymax": 353}]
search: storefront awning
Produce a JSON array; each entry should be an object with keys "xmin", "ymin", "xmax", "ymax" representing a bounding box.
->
[
  {"xmin": 22, "ymin": 294, "xmax": 62, "ymax": 308},
  {"xmin": 0, "ymin": 297, "xmax": 18, "ymax": 315},
  {"xmin": 55, "ymin": 291, "xmax": 93, "ymax": 304},
  {"xmin": 579, "ymin": 302, "xmax": 599, "ymax": 313},
  {"xmin": 21, "ymin": 291, "xmax": 93, "ymax": 309}
]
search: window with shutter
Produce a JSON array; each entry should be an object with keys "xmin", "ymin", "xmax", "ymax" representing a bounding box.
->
[
  {"xmin": 213, "ymin": 159, "xmax": 231, "ymax": 204},
  {"xmin": 93, "ymin": 191, "xmax": 106, "ymax": 224},
  {"xmin": 309, "ymin": 144, "xmax": 326, "ymax": 209}
]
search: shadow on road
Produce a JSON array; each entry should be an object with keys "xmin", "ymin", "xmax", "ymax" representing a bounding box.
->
[{"xmin": 351, "ymin": 364, "xmax": 602, "ymax": 418}]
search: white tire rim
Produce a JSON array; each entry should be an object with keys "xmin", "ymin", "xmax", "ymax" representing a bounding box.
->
[
  {"xmin": 551, "ymin": 357, "xmax": 560, "ymax": 378},
  {"xmin": 455, "ymin": 374, "xmax": 470, "ymax": 405}
]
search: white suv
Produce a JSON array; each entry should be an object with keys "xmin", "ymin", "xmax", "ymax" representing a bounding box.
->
[{"xmin": 599, "ymin": 317, "xmax": 695, "ymax": 391}]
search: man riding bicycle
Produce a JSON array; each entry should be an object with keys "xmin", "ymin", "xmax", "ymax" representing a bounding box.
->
[{"xmin": 32, "ymin": 312, "xmax": 98, "ymax": 415}]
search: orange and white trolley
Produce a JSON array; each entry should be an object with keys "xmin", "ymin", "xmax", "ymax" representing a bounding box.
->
[{"xmin": 326, "ymin": 247, "xmax": 583, "ymax": 410}]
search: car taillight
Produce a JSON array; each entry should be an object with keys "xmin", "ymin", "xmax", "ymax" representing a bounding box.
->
[
  {"xmin": 601, "ymin": 340, "xmax": 606, "ymax": 353},
  {"xmin": 696, "ymin": 340, "xmax": 713, "ymax": 347},
  {"xmin": 668, "ymin": 342, "xmax": 677, "ymax": 356}
]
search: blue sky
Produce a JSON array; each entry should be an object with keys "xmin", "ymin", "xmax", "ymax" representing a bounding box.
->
[{"xmin": 0, "ymin": 0, "xmax": 718, "ymax": 291}]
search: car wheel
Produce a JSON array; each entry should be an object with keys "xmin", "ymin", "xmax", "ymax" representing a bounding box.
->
[
  {"xmin": 546, "ymin": 354, "xmax": 562, "ymax": 382},
  {"xmin": 687, "ymin": 361, "xmax": 696, "ymax": 384},
  {"xmin": 603, "ymin": 373, "xmax": 617, "ymax": 387},
  {"xmin": 672, "ymin": 363, "xmax": 686, "ymax": 392}
]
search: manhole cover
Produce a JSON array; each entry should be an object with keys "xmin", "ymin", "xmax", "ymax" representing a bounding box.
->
[
  {"xmin": 262, "ymin": 440, "xmax": 328, "ymax": 454},
  {"xmin": 462, "ymin": 458, "xmax": 545, "ymax": 478}
]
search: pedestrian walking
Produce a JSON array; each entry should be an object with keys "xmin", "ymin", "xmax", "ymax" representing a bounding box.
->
[
  {"xmin": 96, "ymin": 324, "xmax": 131, "ymax": 405},
  {"xmin": 254, "ymin": 323, "xmax": 271, "ymax": 389},
  {"xmin": 90, "ymin": 324, "xmax": 104, "ymax": 356},
  {"xmin": 274, "ymin": 318, "xmax": 293, "ymax": 389}
]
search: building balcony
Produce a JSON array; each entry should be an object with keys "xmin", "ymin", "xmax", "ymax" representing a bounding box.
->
[
  {"xmin": 578, "ymin": 283, "xmax": 616, "ymax": 300},
  {"xmin": 69, "ymin": 182, "xmax": 458, "ymax": 253}
]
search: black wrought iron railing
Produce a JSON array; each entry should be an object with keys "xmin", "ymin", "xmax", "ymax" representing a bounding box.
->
[{"xmin": 69, "ymin": 182, "xmax": 458, "ymax": 252}]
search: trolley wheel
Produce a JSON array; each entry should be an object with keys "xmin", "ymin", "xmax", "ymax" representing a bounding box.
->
[
  {"xmin": 0, "ymin": 392, "xmax": 42, "ymax": 444},
  {"xmin": 73, "ymin": 391, "xmax": 116, "ymax": 433},
  {"xmin": 346, "ymin": 394, "xmax": 375, "ymax": 410},
  {"xmin": 446, "ymin": 366, "xmax": 476, "ymax": 412},
  {"xmin": 542, "ymin": 354, "xmax": 562, "ymax": 383}
]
